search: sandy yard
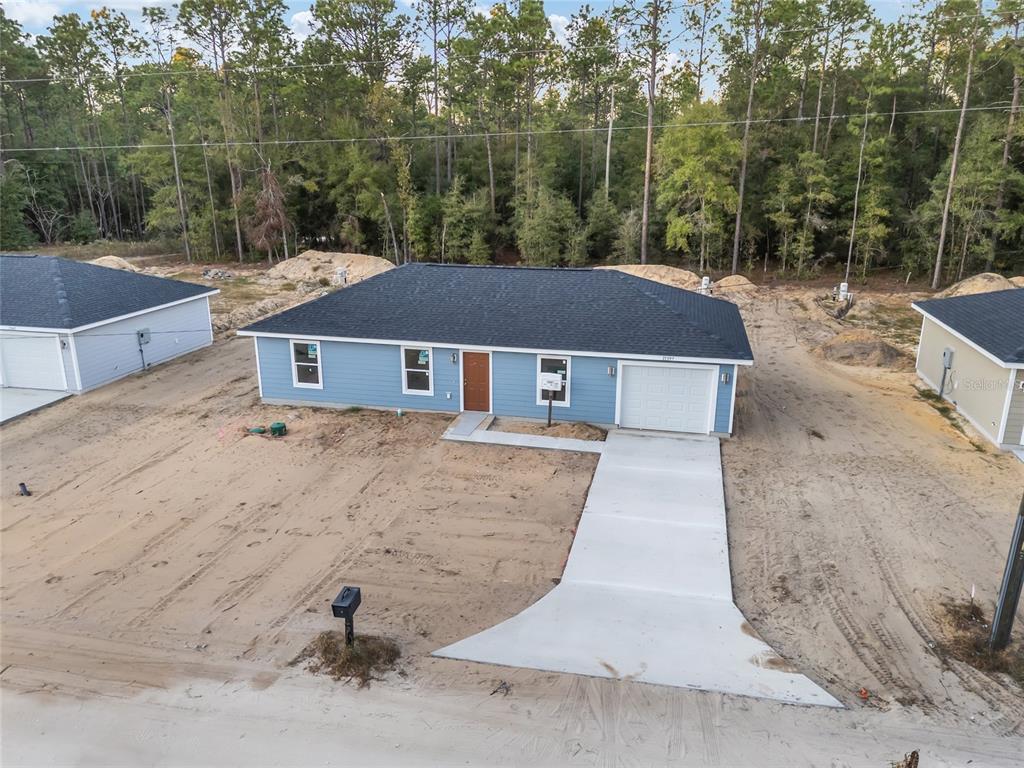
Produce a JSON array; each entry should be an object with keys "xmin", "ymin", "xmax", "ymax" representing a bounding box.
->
[
  {"xmin": 0, "ymin": 337, "xmax": 596, "ymax": 687},
  {"xmin": 2, "ymin": 283, "xmax": 1024, "ymax": 765}
]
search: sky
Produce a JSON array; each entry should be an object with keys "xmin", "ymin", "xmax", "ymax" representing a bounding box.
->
[{"xmin": 6, "ymin": 0, "xmax": 918, "ymax": 44}]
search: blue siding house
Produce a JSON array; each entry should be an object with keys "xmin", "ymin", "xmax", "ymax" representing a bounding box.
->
[
  {"xmin": 240, "ymin": 264, "xmax": 753, "ymax": 436},
  {"xmin": 0, "ymin": 255, "xmax": 216, "ymax": 394}
]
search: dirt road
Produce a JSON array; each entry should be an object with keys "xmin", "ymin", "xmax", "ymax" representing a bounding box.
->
[{"xmin": 725, "ymin": 293, "xmax": 1024, "ymax": 728}]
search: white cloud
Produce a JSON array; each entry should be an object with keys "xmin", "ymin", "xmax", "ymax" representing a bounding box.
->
[
  {"xmin": 290, "ymin": 10, "xmax": 315, "ymax": 42},
  {"xmin": 548, "ymin": 14, "xmax": 569, "ymax": 46},
  {"xmin": 662, "ymin": 51, "xmax": 682, "ymax": 72},
  {"xmin": 4, "ymin": 0, "xmax": 62, "ymax": 30},
  {"xmin": 472, "ymin": 5, "xmax": 492, "ymax": 19}
]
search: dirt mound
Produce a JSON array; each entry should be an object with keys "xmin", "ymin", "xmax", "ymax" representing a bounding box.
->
[
  {"xmin": 267, "ymin": 250, "xmax": 393, "ymax": 284},
  {"xmin": 818, "ymin": 330, "xmax": 912, "ymax": 369},
  {"xmin": 1009, "ymin": 276, "xmax": 1024, "ymax": 288},
  {"xmin": 89, "ymin": 255, "xmax": 138, "ymax": 272},
  {"xmin": 715, "ymin": 274, "xmax": 756, "ymax": 292},
  {"xmin": 938, "ymin": 272, "xmax": 1014, "ymax": 297},
  {"xmin": 597, "ymin": 264, "xmax": 701, "ymax": 290},
  {"xmin": 215, "ymin": 288, "xmax": 322, "ymax": 332},
  {"xmin": 490, "ymin": 418, "xmax": 607, "ymax": 441}
]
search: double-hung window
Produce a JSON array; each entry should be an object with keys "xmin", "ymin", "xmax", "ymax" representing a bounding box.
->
[
  {"xmin": 402, "ymin": 346, "xmax": 433, "ymax": 395},
  {"xmin": 291, "ymin": 339, "xmax": 322, "ymax": 388},
  {"xmin": 536, "ymin": 355, "xmax": 570, "ymax": 407}
]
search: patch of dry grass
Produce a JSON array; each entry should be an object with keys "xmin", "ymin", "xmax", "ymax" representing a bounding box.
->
[
  {"xmin": 15, "ymin": 240, "xmax": 182, "ymax": 261},
  {"xmin": 889, "ymin": 751, "xmax": 920, "ymax": 768},
  {"xmin": 290, "ymin": 631, "xmax": 401, "ymax": 688},
  {"xmin": 937, "ymin": 600, "xmax": 1024, "ymax": 687}
]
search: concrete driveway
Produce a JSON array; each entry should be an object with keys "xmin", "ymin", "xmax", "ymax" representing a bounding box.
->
[
  {"xmin": 0, "ymin": 387, "xmax": 70, "ymax": 424},
  {"xmin": 436, "ymin": 431, "xmax": 840, "ymax": 707}
]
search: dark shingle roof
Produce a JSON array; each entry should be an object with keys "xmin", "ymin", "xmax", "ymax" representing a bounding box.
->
[
  {"xmin": 242, "ymin": 264, "xmax": 753, "ymax": 361},
  {"xmin": 0, "ymin": 254, "xmax": 215, "ymax": 330},
  {"xmin": 914, "ymin": 288, "xmax": 1024, "ymax": 365}
]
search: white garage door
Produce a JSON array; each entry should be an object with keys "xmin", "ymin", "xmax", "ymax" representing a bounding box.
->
[
  {"xmin": 0, "ymin": 332, "xmax": 66, "ymax": 390},
  {"xmin": 619, "ymin": 364, "xmax": 715, "ymax": 434}
]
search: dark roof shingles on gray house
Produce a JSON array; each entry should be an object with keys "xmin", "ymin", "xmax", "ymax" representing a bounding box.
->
[
  {"xmin": 243, "ymin": 263, "xmax": 754, "ymax": 361},
  {"xmin": 914, "ymin": 288, "xmax": 1024, "ymax": 365},
  {"xmin": 0, "ymin": 254, "xmax": 213, "ymax": 330}
]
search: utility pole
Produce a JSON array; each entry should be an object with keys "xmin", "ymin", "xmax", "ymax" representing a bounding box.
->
[{"xmin": 989, "ymin": 491, "xmax": 1024, "ymax": 652}]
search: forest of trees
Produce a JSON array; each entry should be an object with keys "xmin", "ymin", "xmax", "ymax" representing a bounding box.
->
[{"xmin": 0, "ymin": 0, "xmax": 1021, "ymax": 287}]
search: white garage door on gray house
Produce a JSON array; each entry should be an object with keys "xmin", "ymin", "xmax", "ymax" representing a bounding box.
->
[
  {"xmin": 913, "ymin": 288, "xmax": 1024, "ymax": 450},
  {"xmin": 0, "ymin": 254, "xmax": 218, "ymax": 394}
]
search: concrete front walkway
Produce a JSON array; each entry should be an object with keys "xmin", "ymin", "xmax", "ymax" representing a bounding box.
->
[
  {"xmin": 435, "ymin": 431, "xmax": 841, "ymax": 707},
  {"xmin": 0, "ymin": 387, "xmax": 70, "ymax": 424}
]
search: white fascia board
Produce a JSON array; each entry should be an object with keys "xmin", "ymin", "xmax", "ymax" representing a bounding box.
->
[
  {"xmin": 911, "ymin": 304, "xmax": 1021, "ymax": 370},
  {"xmin": 1, "ymin": 291, "xmax": 220, "ymax": 335},
  {"xmin": 234, "ymin": 330, "xmax": 755, "ymax": 367}
]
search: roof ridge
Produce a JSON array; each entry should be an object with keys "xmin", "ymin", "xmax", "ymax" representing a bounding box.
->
[
  {"xmin": 49, "ymin": 256, "xmax": 73, "ymax": 328},
  {"xmin": 417, "ymin": 262, "xmax": 594, "ymax": 272},
  {"xmin": 609, "ymin": 270, "xmax": 741, "ymax": 357}
]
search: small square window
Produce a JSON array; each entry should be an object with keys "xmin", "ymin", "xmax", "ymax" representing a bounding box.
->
[
  {"xmin": 402, "ymin": 346, "xmax": 433, "ymax": 395},
  {"xmin": 291, "ymin": 340, "xmax": 322, "ymax": 388}
]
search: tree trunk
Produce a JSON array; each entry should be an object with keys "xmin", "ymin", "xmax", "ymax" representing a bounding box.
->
[
  {"xmin": 578, "ymin": 129, "xmax": 585, "ymax": 215},
  {"xmin": 812, "ymin": 19, "xmax": 832, "ymax": 154},
  {"xmin": 163, "ymin": 90, "xmax": 192, "ymax": 263},
  {"xmin": 639, "ymin": 2, "xmax": 660, "ymax": 265},
  {"xmin": 932, "ymin": 0, "xmax": 981, "ymax": 291},
  {"xmin": 478, "ymin": 101, "xmax": 496, "ymax": 214},
  {"xmin": 201, "ymin": 140, "xmax": 223, "ymax": 261},
  {"xmin": 987, "ymin": 21, "xmax": 1020, "ymax": 270},
  {"xmin": 731, "ymin": 2, "xmax": 763, "ymax": 275},
  {"xmin": 605, "ymin": 88, "xmax": 615, "ymax": 199},
  {"xmin": 432, "ymin": 20, "xmax": 441, "ymax": 195},
  {"xmin": 845, "ymin": 96, "xmax": 871, "ymax": 283}
]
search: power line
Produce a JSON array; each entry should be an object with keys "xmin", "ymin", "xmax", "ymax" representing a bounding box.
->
[{"xmin": 0, "ymin": 103, "xmax": 1011, "ymax": 155}]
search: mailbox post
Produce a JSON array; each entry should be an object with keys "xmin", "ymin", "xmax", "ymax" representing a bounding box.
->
[
  {"xmin": 538, "ymin": 372, "xmax": 562, "ymax": 427},
  {"xmin": 331, "ymin": 586, "xmax": 362, "ymax": 646}
]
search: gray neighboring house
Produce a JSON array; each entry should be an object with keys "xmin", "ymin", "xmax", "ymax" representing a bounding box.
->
[
  {"xmin": 912, "ymin": 288, "xmax": 1024, "ymax": 450},
  {"xmin": 0, "ymin": 254, "xmax": 218, "ymax": 394}
]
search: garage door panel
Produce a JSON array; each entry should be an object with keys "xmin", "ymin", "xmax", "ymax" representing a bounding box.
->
[
  {"xmin": 0, "ymin": 333, "xmax": 66, "ymax": 390},
  {"xmin": 620, "ymin": 364, "xmax": 714, "ymax": 434}
]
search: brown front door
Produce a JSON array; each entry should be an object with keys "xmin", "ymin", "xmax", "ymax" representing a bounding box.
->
[{"xmin": 462, "ymin": 352, "xmax": 490, "ymax": 412}]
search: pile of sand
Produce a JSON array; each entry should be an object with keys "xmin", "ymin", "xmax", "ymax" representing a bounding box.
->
[
  {"xmin": 598, "ymin": 264, "xmax": 701, "ymax": 290},
  {"xmin": 1009, "ymin": 276, "xmax": 1024, "ymax": 288},
  {"xmin": 715, "ymin": 274, "xmax": 757, "ymax": 293},
  {"xmin": 215, "ymin": 288, "xmax": 322, "ymax": 332},
  {"xmin": 938, "ymin": 272, "xmax": 1014, "ymax": 297},
  {"xmin": 89, "ymin": 255, "xmax": 138, "ymax": 272},
  {"xmin": 817, "ymin": 329, "xmax": 912, "ymax": 369},
  {"xmin": 267, "ymin": 251, "xmax": 393, "ymax": 284}
]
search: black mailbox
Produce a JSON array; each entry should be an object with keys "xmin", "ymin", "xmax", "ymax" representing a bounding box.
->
[{"xmin": 332, "ymin": 586, "xmax": 361, "ymax": 619}]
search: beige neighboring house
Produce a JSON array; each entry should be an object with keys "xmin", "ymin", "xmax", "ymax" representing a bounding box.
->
[{"xmin": 912, "ymin": 288, "xmax": 1024, "ymax": 450}]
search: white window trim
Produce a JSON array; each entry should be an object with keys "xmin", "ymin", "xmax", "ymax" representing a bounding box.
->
[
  {"xmin": 290, "ymin": 338, "xmax": 323, "ymax": 389},
  {"xmin": 536, "ymin": 354, "xmax": 571, "ymax": 408},
  {"xmin": 401, "ymin": 345, "xmax": 434, "ymax": 396}
]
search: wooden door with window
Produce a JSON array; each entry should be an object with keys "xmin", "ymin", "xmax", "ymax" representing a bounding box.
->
[{"xmin": 462, "ymin": 352, "xmax": 490, "ymax": 412}]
